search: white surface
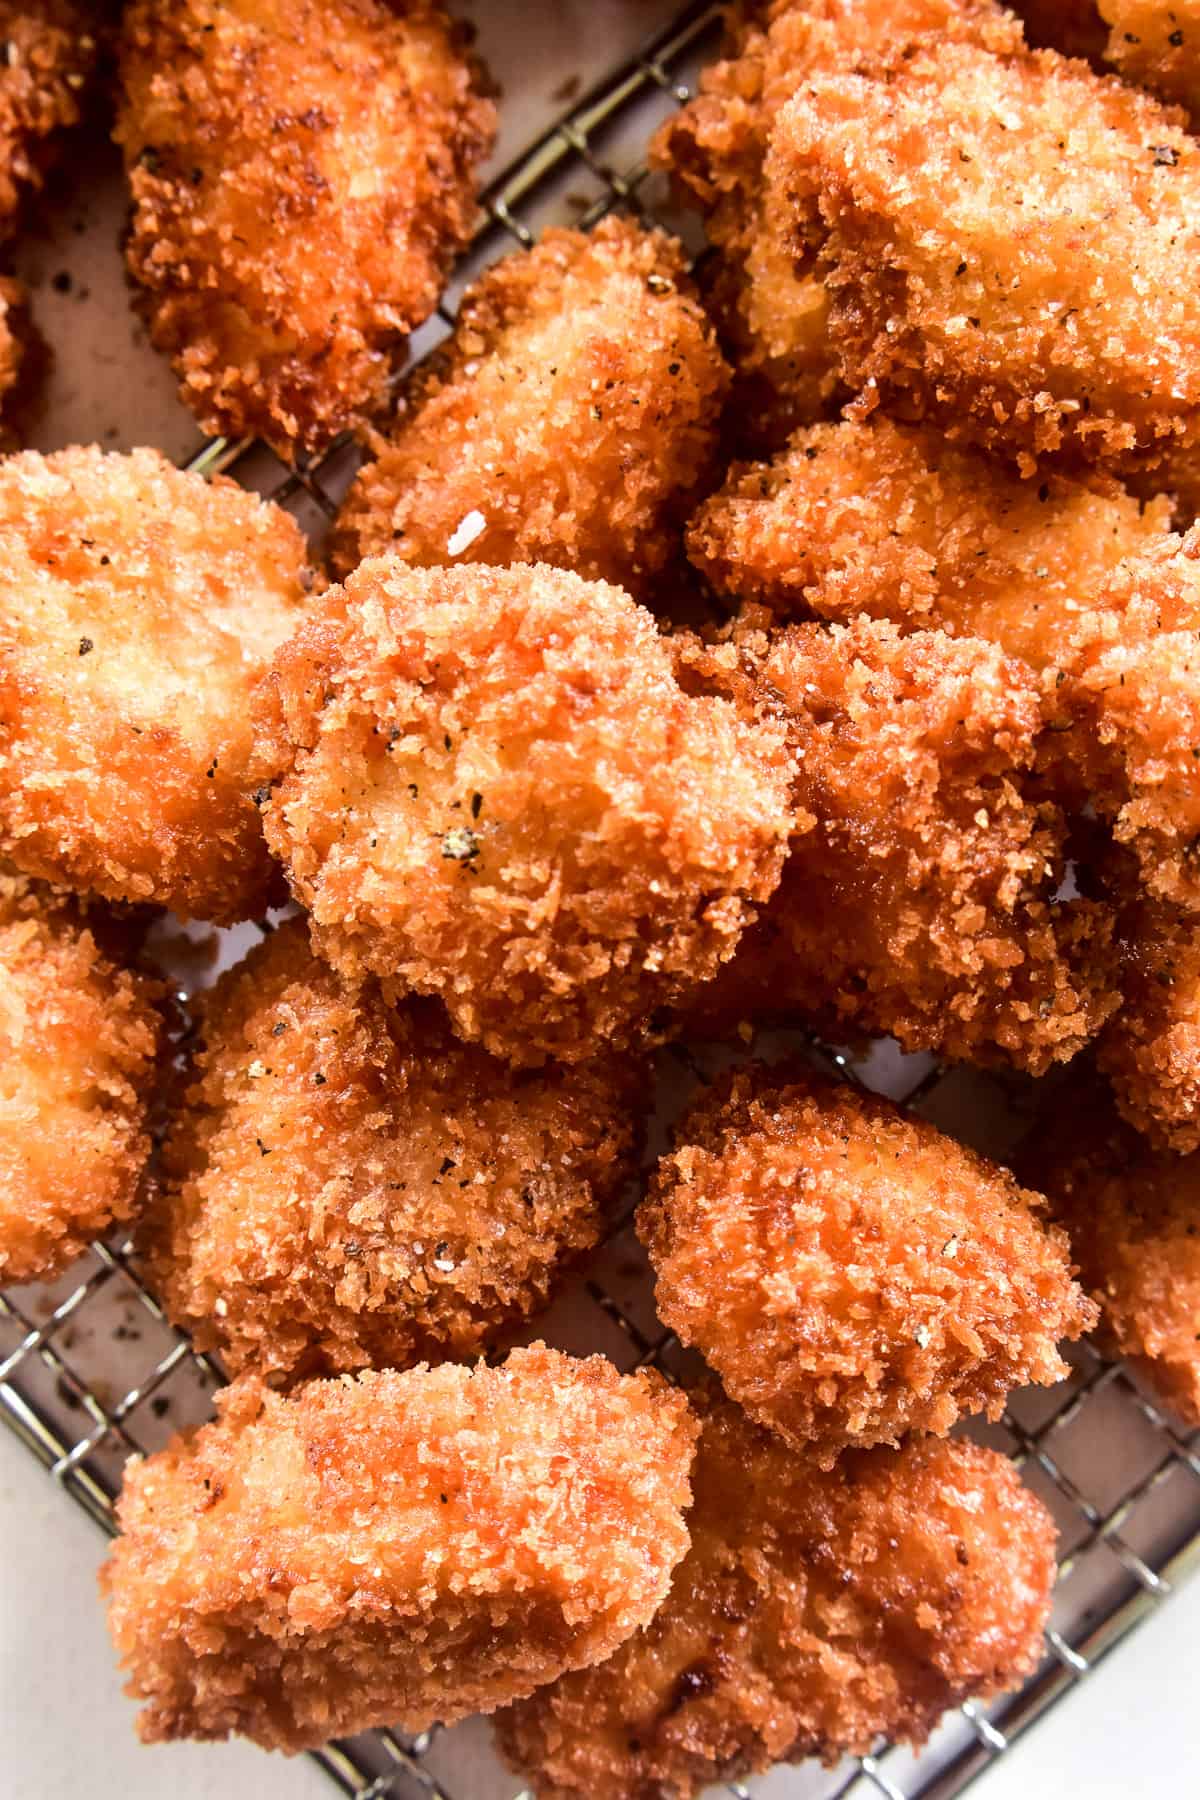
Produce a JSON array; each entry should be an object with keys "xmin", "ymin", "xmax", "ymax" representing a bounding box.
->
[{"xmin": 0, "ymin": 1426, "xmax": 1197, "ymax": 1800}]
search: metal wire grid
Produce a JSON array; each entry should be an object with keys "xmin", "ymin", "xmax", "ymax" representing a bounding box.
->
[{"xmin": 0, "ymin": 3, "xmax": 1198, "ymax": 1797}]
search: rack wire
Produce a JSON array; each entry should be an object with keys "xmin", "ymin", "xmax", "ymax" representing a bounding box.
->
[{"xmin": 2, "ymin": 4, "xmax": 1199, "ymax": 1797}]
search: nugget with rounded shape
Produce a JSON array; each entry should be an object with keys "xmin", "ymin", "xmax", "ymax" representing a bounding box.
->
[
  {"xmin": 332, "ymin": 218, "xmax": 728, "ymax": 597},
  {"xmin": 0, "ymin": 446, "xmax": 312, "ymax": 922},
  {"xmin": 650, "ymin": 0, "xmax": 1020, "ymax": 448},
  {"xmin": 0, "ymin": 2, "xmax": 98, "ymax": 235},
  {"xmin": 1098, "ymin": 900, "xmax": 1200, "ymax": 1150},
  {"xmin": 254, "ymin": 561, "xmax": 792, "ymax": 1064},
  {"xmin": 639, "ymin": 1065, "xmax": 1094, "ymax": 1466},
  {"xmin": 0, "ymin": 870, "xmax": 160, "ymax": 1284},
  {"xmin": 775, "ymin": 39, "xmax": 1200, "ymax": 471},
  {"xmin": 678, "ymin": 615, "xmax": 1118, "ymax": 1069},
  {"xmin": 688, "ymin": 416, "xmax": 1171, "ymax": 670},
  {"xmin": 102, "ymin": 1346, "xmax": 699, "ymax": 1750},
  {"xmin": 496, "ymin": 1398, "xmax": 1056, "ymax": 1796},
  {"xmin": 1028, "ymin": 1099, "xmax": 1200, "ymax": 1424},
  {"xmin": 144, "ymin": 918, "xmax": 643, "ymax": 1379},
  {"xmin": 1100, "ymin": 1, "xmax": 1200, "ymax": 119},
  {"xmin": 115, "ymin": 0, "xmax": 495, "ymax": 458}
]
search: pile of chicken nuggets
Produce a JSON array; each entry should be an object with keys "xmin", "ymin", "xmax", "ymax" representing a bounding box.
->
[{"xmin": 2, "ymin": 0, "xmax": 1200, "ymax": 1793}]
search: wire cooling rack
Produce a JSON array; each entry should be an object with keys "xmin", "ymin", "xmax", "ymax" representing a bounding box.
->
[{"xmin": 2, "ymin": 4, "xmax": 1199, "ymax": 1798}]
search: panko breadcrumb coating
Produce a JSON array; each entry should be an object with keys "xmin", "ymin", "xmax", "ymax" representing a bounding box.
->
[
  {"xmin": 1101, "ymin": 1, "xmax": 1200, "ymax": 119},
  {"xmin": 102, "ymin": 1346, "xmax": 699, "ymax": 1751},
  {"xmin": 253, "ymin": 560, "xmax": 792, "ymax": 1065},
  {"xmin": 1027, "ymin": 1097, "xmax": 1200, "ymax": 1424},
  {"xmin": 143, "ymin": 919, "xmax": 642, "ymax": 1380},
  {"xmin": 0, "ymin": 869, "xmax": 160, "ymax": 1285},
  {"xmin": 496, "ymin": 1397, "xmax": 1057, "ymax": 1796},
  {"xmin": 331, "ymin": 219, "xmax": 729, "ymax": 598},
  {"xmin": 115, "ymin": 0, "xmax": 495, "ymax": 458},
  {"xmin": 679, "ymin": 615, "xmax": 1118, "ymax": 1070},
  {"xmin": 639, "ymin": 1065, "xmax": 1095, "ymax": 1466},
  {"xmin": 0, "ymin": 2, "xmax": 99, "ymax": 236},
  {"xmin": 649, "ymin": 0, "xmax": 1021, "ymax": 448},
  {"xmin": 0, "ymin": 447, "xmax": 312, "ymax": 923},
  {"xmin": 774, "ymin": 35, "xmax": 1200, "ymax": 472},
  {"xmin": 1098, "ymin": 899, "xmax": 1200, "ymax": 1150},
  {"xmin": 687, "ymin": 416, "xmax": 1171, "ymax": 672}
]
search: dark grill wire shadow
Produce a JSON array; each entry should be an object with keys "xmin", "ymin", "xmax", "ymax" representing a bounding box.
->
[{"xmin": 1, "ymin": 4, "xmax": 1198, "ymax": 1797}]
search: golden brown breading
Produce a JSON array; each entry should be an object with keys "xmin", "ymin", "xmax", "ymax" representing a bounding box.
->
[
  {"xmin": 495, "ymin": 1397, "xmax": 1057, "ymax": 1797},
  {"xmin": 253, "ymin": 560, "xmax": 792, "ymax": 1065},
  {"xmin": 774, "ymin": 36, "xmax": 1200, "ymax": 472},
  {"xmin": 649, "ymin": 0, "xmax": 1021, "ymax": 449},
  {"xmin": 331, "ymin": 218, "xmax": 729, "ymax": 597},
  {"xmin": 1097, "ymin": 898, "xmax": 1200, "ymax": 1149},
  {"xmin": 678, "ymin": 615, "xmax": 1118, "ymax": 1070},
  {"xmin": 0, "ymin": 2, "xmax": 98, "ymax": 236},
  {"xmin": 102, "ymin": 1346, "xmax": 699, "ymax": 1750},
  {"xmin": 687, "ymin": 416, "xmax": 1170, "ymax": 671},
  {"xmin": 1100, "ymin": 0, "xmax": 1200, "ymax": 118},
  {"xmin": 0, "ymin": 869, "xmax": 160, "ymax": 1285},
  {"xmin": 0, "ymin": 446, "xmax": 312, "ymax": 923},
  {"xmin": 144, "ymin": 918, "xmax": 643, "ymax": 1380},
  {"xmin": 115, "ymin": 0, "xmax": 495, "ymax": 459},
  {"xmin": 638, "ymin": 1064, "xmax": 1095, "ymax": 1466},
  {"xmin": 1025, "ymin": 1095, "xmax": 1200, "ymax": 1424},
  {"xmin": 0, "ymin": 274, "xmax": 31, "ymax": 434}
]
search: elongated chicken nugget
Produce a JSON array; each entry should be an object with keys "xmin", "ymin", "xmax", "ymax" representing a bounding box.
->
[
  {"xmin": 115, "ymin": 0, "xmax": 495, "ymax": 458},
  {"xmin": 0, "ymin": 2, "xmax": 99, "ymax": 235},
  {"xmin": 254, "ymin": 560, "xmax": 791, "ymax": 1064},
  {"xmin": 0, "ymin": 447, "xmax": 312, "ymax": 922},
  {"xmin": 639, "ymin": 1064, "xmax": 1094, "ymax": 1466},
  {"xmin": 1098, "ymin": 898, "xmax": 1200, "ymax": 1149},
  {"xmin": 1027, "ymin": 1096, "xmax": 1200, "ymax": 1424},
  {"xmin": 102, "ymin": 1346, "xmax": 699, "ymax": 1750},
  {"xmin": 679, "ymin": 615, "xmax": 1117, "ymax": 1069},
  {"xmin": 775, "ymin": 36, "xmax": 1200, "ymax": 472},
  {"xmin": 0, "ymin": 869, "xmax": 160, "ymax": 1285},
  {"xmin": 332, "ymin": 218, "xmax": 728, "ymax": 597},
  {"xmin": 496, "ymin": 1397, "xmax": 1056, "ymax": 1796},
  {"xmin": 649, "ymin": 0, "xmax": 1020, "ymax": 447},
  {"xmin": 144, "ymin": 918, "xmax": 642, "ymax": 1379}
]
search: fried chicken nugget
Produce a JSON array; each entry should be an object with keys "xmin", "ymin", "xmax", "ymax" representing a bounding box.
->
[
  {"xmin": 0, "ymin": 447, "xmax": 313, "ymax": 923},
  {"xmin": 0, "ymin": 869, "xmax": 160, "ymax": 1285},
  {"xmin": 1026, "ymin": 1095, "xmax": 1200, "ymax": 1424},
  {"xmin": 115, "ymin": 0, "xmax": 495, "ymax": 459},
  {"xmin": 774, "ymin": 35, "xmax": 1200, "ymax": 472},
  {"xmin": 1100, "ymin": 1, "xmax": 1200, "ymax": 118},
  {"xmin": 331, "ymin": 219, "xmax": 729, "ymax": 597},
  {"xmin": 649, "ymin": 0, "xmax": 1021, "ymax": 448},
  {"xmin": 638, "ymin": 1064, "xmax": 1095, "ymax": 1466},
  {"xmin": 143, "ymin": 918, "xmax": 642, "ymax": 1380},
  {"xmin": 1097, "ymin": 898, "xmax": 1200, "ymax": 1149},
  {"xmin": 0, "ymin": 2, "xmax": 99, "ymax": 236},
  {"xmin": 679, "ymin": 615, "xmax": 1118, "ymax": 1069},
  {"xmin": 253, "ymin": 560, "xmax": 792, "ymax": 1065},
  {"xmin": 102, "ymin": 1345, "xmax": 699, "ymax": 1750},
  {"xmin": 495, "ymin": 1396, "xmax": 1057, "ymax": 1796}
]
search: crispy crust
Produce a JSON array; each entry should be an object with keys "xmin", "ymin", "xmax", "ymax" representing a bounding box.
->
[
  {"xmin": 102, "ymin": 1347, "xmax": 699, "ymax": 1750},
  {"xmin": 774, "ymin": 36, "xmax": 1200, "ymax": 472},
  {"xmin": 639, "ymin": 1064, "xmax": 1095, "ymax": 1465},
  {"xmin": 1098, "ymin": 899, "xmax": 1200, "ymax": 1150},
  {"xmin": 495, "ymin": 1397, "xmax": 1057, "ymax": 1796},
  {"xmin": 0, "ymin": 868, "xmax": 160, "ymax": 1284},
  {"xmin": 1025, "ymin": 1093, "xmax": 1200, "ymax": 1424},
  {"xmin": 1100, "ymin": 0, "xmax": 1200, "ymax": 119},
  {"xmin": 331, "ymin": 218, "xmax": 729, "ymax": 598},
  {"xmin": 253, "ymin": 560, "xmax": 792, "ymax": 1064},
  {"xmin": 115, "ymin": 0, "xmax": 495, "ymax": 458},
  {"xmin": 143, "ymin": 918, "xmax": 644, "ymax": 1379},
  {"xmin": 0, "ymin": 1, "xmax": 98, "ymax": 235},
  {"xmin": 0, "ymin": 446, "xmax": 312, "ymax": 922}
]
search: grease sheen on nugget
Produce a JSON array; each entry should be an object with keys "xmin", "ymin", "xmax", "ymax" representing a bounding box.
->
[
  {"xmin": 332, "ymin": 218, "xmax": 729, "ymax": 597},
  {"xmin": 0, "ymin": 447, "xmax": 312, "ymax": 923},
  {"xmin": 496, "ymin": 1397, "xmax": 1057, "ymax": 1797},
  {"xmin": 639, "ymin": 1066, "xmax": 1095, "ymax": 1465},
  {"xmin": 102, "ymin": 1346, "xmax": 699, "ymax": 1751},
  {"xmin": 0, "ymin": 870, "xmax": 160, "ymax": 1285},
  {"xmin": 144, "ymin": 919, "xmax": 642, "ymax": 1379},
  {"xmin": 116, "ymin": 0, "xmax": 495, "ymax": 457},
  {"xmin": 254, "ymin": 560, "xmax": 792, "ymax": 1064}
]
